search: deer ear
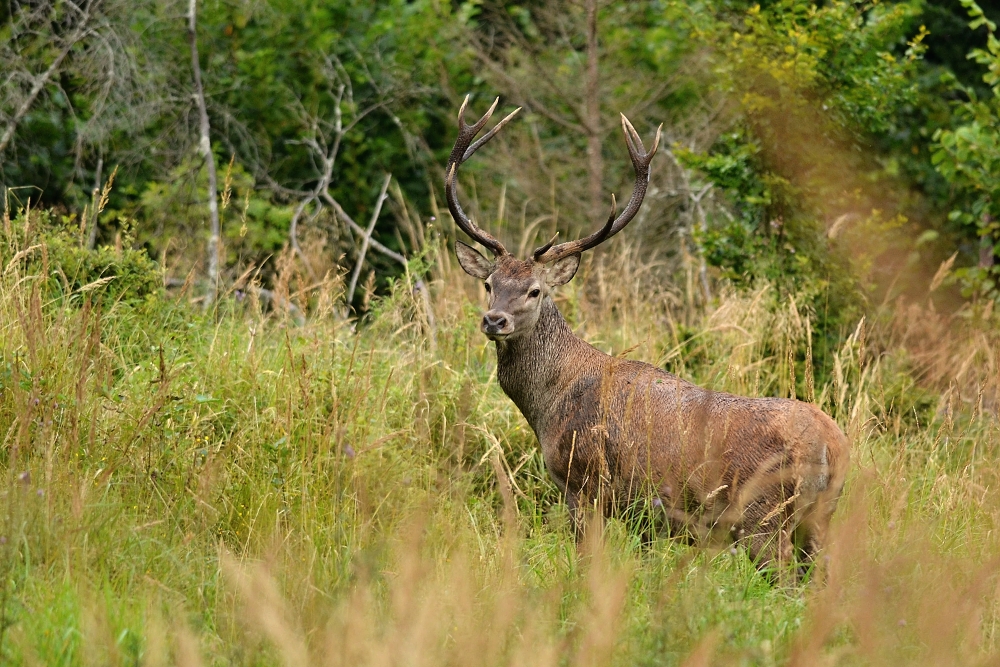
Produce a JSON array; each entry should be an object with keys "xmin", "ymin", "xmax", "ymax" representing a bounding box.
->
[
  {"xmin": 545, "ymin": 254, "xmax": 580, "ymax": 286},
  {"xmin": 455, "ymin": 241, "xmax": 493, "ymax": 279}
]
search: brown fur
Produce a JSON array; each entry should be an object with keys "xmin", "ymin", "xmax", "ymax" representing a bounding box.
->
[{"xmin": 458, "ymin": 248, "xmax": 850, "ymax": 577}]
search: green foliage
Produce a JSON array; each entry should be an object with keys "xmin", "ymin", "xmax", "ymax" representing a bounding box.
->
[
  {"xmin": 181, "ymin": 0, "xmax": 473, "ymax": 247},
  {"xmin": 40, "ymin": 231, "xmax": 162, "ymax": 307},
  {"xmin": 1, "ymin": 209, "xmax": 162, "ymax": 307},
  {"xmin": 720, "ymin": 0, "xmax": 927, "ymax": 133},
  {"xmin": 672, "ymin": 0, "xmax": 937, "ymax": 380},
  {"xmin": 675, "ymin": 124, "xmax": 867, "ymax": 389},
  {"xmin": 136, "ymin": 155, "xmax": 293, "ymax": 269},
  {"xmin": 699, "ymin": 0, "xmax": 928, "ymax": 256},
  {"xmin": 930, "ymin": 0, "xmax": 1000, "ymax": 303},
  {"xmin": 675, "ymin": 131, "xmax": 770, "ymax": 282},
  {"xmin": 0, "ymin": 0, "xmax": 994, "ymax": 323},
  {"xmin": 0, "ymin": 0, "xmax": 155, "ymax": 207}
]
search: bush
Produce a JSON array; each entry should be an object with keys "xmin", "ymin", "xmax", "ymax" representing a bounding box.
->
[{"xmin": 1, "ymin": 208, "xmax": 162, "ymax": 307}]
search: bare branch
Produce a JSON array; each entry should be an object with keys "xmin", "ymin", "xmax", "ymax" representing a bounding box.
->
[
  {"xmin": 0, "ymin": 21, "xmax": 85, "ymax": 156},
  {"xmin": 347, "ymin": 173, "xmax": 392, "ymax": 303},
  {"xmin": 1, "ymin": 0, "xmax": 153, "ymax": 176},
  {"xmin": 323, "ymin": 192, "xmax": 407, "ymax": 267},
  {"xmin": 471, "ymin": 51, "xmax": 585, "ymax": 135}
]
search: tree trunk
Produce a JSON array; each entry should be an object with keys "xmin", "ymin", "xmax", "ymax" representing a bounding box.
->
[
  {"xmin": 188, "ymin": 0, "xmax": 221, "ymax": 308},
  {"xmin": 585, "ymin": 0, "xmax": 603, "ymax": 222}
]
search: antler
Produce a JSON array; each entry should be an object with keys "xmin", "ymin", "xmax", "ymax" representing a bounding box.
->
[
  {"xmin": 533, "ymin": 114, "xmax": 661, "ymax": 264},
  {"xmin": 445, "ymin": 95, "xmax": 522, "ymax": 257}
]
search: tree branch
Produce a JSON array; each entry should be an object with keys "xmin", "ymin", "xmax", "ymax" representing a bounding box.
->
[
  {"xmin": 0, "ymin": 9, "xmax": 90, "ymax": 156},
  {"xmin": 347, "ymin": 173, "xmax": 392, "ymax": 303},
  {"xmin": 323, "ymin": 191, "xmax": 407, "ymax": 266},
  {"xmin": 471, "ymin": 50, "xmax": 586, "ymax": 135}
]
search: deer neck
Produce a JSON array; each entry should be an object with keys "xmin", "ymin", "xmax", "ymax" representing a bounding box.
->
[{"xmin": 494, "ymin": 297, "xmax": 593, "ymax": 429}]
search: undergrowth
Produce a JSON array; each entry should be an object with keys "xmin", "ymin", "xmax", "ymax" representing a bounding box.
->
[{"xmin": 1, "ymin": 209, "xmax": 999, "ymax": 666}]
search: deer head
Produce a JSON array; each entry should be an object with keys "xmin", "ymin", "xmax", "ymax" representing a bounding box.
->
[{"xmin": 447, "ymin": 96, "xmax": 661, "ymax": 341}]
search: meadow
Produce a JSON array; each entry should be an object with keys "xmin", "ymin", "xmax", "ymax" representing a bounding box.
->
[{"xmin": 0, "ymin": 202, "xmax": 998, "ymax": 667}]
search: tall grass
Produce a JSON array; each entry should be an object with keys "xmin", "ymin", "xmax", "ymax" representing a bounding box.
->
[{"xmin": 1, "ymin": 207, "xmax": 999, "ymax": 666}]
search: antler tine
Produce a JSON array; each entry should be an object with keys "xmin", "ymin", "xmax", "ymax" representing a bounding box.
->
[
  {"xmin": 531, "ymin": 232, "xmax": 561, "ymax": 261},
  {"xmin": 622, "ymin": 114, "xmax": 662, "ymax": 171},
  {"xmin": 446, "ymin": 96, "xmax": 522, "ymax": 257},
  {"xmin": 465, "ymin": 107, "xmax": 522, "ymax": 162},
  {"xmin": 533, "ymin": 196, "xmax": 616, "ymax": 261},
  {"xmin": 534, "ymin": 115, "xmax": 659, "ymax": 264}
]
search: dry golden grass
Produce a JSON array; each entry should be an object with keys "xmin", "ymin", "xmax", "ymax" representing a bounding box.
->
[{"xmin": 1, "ymin": 209, "xmax": 999, "ymax": 665}]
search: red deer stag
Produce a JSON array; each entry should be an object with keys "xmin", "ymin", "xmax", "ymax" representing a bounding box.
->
[{"xmin": 446, "ymin": 97, "xmax": 849, "ymax": 578}]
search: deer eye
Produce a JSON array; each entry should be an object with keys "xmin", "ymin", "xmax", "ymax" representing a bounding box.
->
[
  {"xmin": 484, "ymin": 282, "xmax": 491, "ymax": 293},
  {"xmin": 528, "ymin": 288, "xmax": 541, "ymax": 298}
]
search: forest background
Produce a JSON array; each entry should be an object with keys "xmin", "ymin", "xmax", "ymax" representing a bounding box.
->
[
  {"xmin": 3, "ymin": 0, "xmax": 999, "ymax": 314},
  {"xmin": 4, "ymin": 0, "xmax": 1000, "ymax": 664}
]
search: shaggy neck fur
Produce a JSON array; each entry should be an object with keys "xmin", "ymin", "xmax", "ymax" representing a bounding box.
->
[{"xmin": 494, "ymin": 297, "xmax": 599, "ymax": 430}]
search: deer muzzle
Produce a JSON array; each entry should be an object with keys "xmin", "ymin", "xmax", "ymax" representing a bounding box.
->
[{"xmin": 482, "ymin": 310, "xmax": 514, "ymax": 339}]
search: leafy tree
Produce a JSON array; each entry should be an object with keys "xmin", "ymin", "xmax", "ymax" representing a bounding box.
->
[
  {"xmin": 128, "ymin": 0, "xmax": 478, "ymax": 291},
  {"xmin": 3, "ymin": 0, "xmax": 999, "ymax": 323},
  {"xmin": 0, "ymin": 0, "xmax": 161, "ymax": 206},
  {"xmin": 930, "ymin": 0, "xmax": 1000, "ymax": 306},
  {"xmin": 676, "ymin": 0, "xmax": 929, "ymax": 372},
  {"xmin": 465, "ymin": 0, "xmax": 710, "ymax": 242}
]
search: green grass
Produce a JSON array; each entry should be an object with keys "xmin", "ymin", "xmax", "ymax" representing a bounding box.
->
[{"xmin": 1, "ymin": 218, "xmax": 1000, "ymax": 665}]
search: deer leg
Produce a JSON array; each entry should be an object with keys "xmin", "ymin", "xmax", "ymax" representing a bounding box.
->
[
  {"xmin": 739, "ymin": 497, "xmax": 794, "ymax": 585},
  {"xmin": 748, "ymin": 524, "xmax": 794, "ymax": 585},
  {"xmin": 791, "ymin": 459, "xmax": 846, "ymax": 571},
  {"xmin": 794, "ymin": 508, "xmax": 827, "ymax": 562},
  {"xmin": 792, "ymin": 484, "xmax": 844, "ymax": 582},
  {"xmin": 566, "ymin": 491, "xmax": 587, "ymax": 542},
  {"xmin": 566, "ymin": 484, "xmax": 608, "ymax": 544}
]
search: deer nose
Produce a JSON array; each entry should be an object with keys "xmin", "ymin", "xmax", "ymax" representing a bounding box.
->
[{"xmin": 482, "ymin": 311, "xmax": 512, "ymax": 336}]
